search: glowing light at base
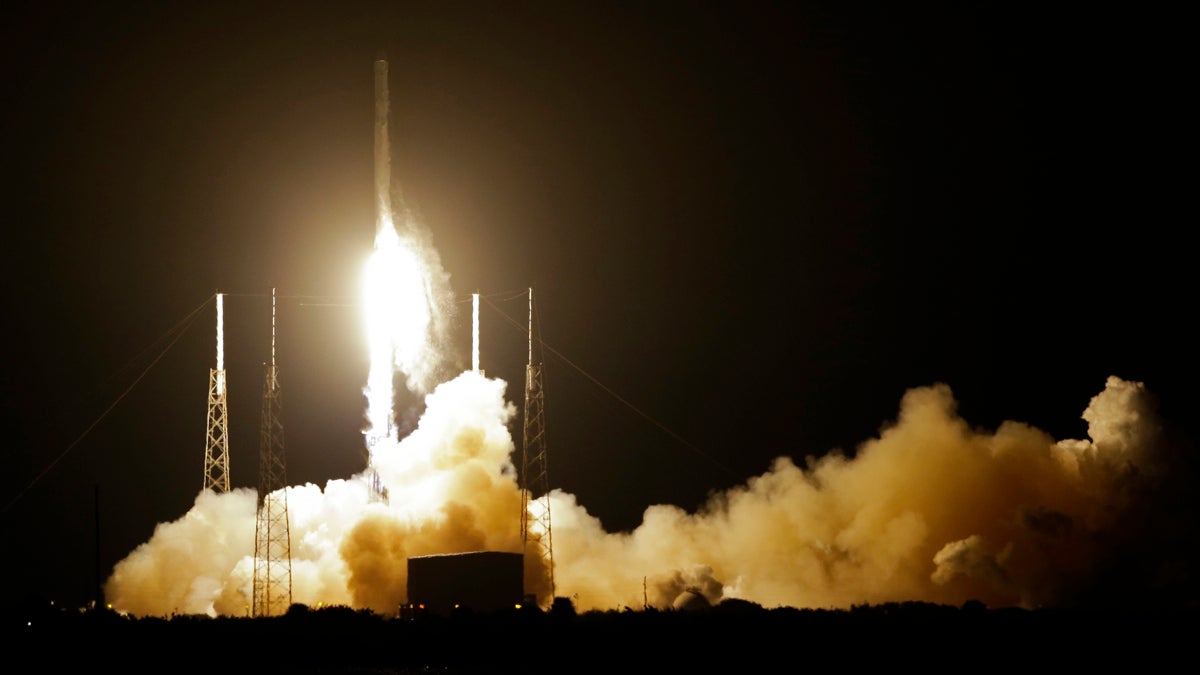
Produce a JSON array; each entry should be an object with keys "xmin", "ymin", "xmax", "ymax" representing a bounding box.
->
[{"xmin": 362, "ymin": 220, "xmax": 435, "ymax": 449}]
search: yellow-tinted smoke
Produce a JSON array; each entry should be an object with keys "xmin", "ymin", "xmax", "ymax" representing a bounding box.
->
[
  {"xmin": 550, "ymin": 376, "xmax": 1183, "ymax": 611},
  {"xmin": 105, "ymin": 370, "xmax": 527, "ymax": 617},
  {"xmin": 105, "ymin": 373, "xmax": 1188, "ymax": 617}
]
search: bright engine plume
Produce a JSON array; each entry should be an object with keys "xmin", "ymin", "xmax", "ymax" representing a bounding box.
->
[{"xmin": 363, "ymin": 224, "xmax": 436, "ymax": 447}]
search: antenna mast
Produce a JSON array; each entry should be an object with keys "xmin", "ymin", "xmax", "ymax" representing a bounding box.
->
[
  {"xmin": 203, "ymin": 293, "xmax": 230, "ymax": 492},
  {"xmin": 253, "ymin": 288, "xmax": 293, "ymax": 616},
  {"xmin": 521, "ymin": 287, "xmax": 554, "ymax": 607}
]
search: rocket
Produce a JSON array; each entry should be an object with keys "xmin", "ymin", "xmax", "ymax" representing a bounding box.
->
[{"xmin": 374, "ymin": 55, "xmax": 392, "ymax": 237}]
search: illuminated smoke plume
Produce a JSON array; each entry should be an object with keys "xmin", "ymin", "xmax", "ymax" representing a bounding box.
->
[
  {"xmin": 106, "ymin": 370, "xmax": 526, "ymax": 616},
  {"xmin": 549, "ymin": 375, "xmax": 1194, "ymax": 611},
  {"xmin": 106, "ymin": 367, "xmax": 1193, "ymax": 617}
]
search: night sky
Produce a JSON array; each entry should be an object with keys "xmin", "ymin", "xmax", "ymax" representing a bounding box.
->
[{"xmin": 2, "ymin": 2, "xmax": 1191, "ymax": 610}]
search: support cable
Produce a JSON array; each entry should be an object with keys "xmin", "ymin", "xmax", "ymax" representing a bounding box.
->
[
  {"xmin": 3, "ymin": 294, "xmax": 216, "ymax": 513},
  {"xmin": 480, "ymin": 294, "xmax": 739, "ymax": 481}
]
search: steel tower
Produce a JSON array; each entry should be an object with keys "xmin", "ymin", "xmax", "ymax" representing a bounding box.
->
[
  {"xmin": 253, "ymin": 288, "xmax": 292, "ymax": 616},
  {"xmin": 521, "ymin": 287, "xmax": 555, "ymax": 607},
  {"xmin": 203, "ymin": 293, "xmax": 230, "ymax": 493}
]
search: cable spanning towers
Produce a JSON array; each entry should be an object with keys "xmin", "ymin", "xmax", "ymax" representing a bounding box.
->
[
  {"xmin": 521, "ymin": 287, "xmax": 555, "ymax": 607},
  {"xmin": 203, "ymin": 293, "xmax": 230, "ymax": 493},
  {"xmin": 253, "ymin": 288, "xmax": 293, "ymax": 617}
]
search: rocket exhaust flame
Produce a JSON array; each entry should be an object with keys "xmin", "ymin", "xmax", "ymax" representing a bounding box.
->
[{"xmin": 362, "ymin": 227, "xmax": 434, "ymax": 446}]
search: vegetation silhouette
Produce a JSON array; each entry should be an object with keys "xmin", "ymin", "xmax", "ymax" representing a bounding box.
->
[{"xmin": 7, "ymin": 595, "xmax": 1189, "ymax": 672}]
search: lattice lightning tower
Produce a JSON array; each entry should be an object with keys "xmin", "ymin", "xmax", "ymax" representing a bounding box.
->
[
  {"xmin": 253, "ymin": 288, "xmax": 293, "ymax": 617},
  {"xmin": 521, "ymin": 287, "xmax": 555, "ymax": 607},
  {"xmin": 203, "ymin": 292, "xmax": 230, "ymax": 493}
]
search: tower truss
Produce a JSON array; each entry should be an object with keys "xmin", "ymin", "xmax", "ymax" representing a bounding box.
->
[
  {"xmin": 203, "ymin": 293, "xmax": 230, "ymax": 493},
  {"xmin": 253, "ymin": 288, "xmax": 292, "ymax": 617},
  {"xmin": 521, "ymin": 287, "xmax": 554, "ymax": 607}
]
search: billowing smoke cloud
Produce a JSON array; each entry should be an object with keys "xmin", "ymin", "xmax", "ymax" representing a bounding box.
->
[
  {"xmin": 549, "ymin": 375, "xmax": 1194, "ymax": 611},
  {"xmin": 106, "ymin": 370, "xmax": 527, "ymax": 616},
  {"xmin": 105, "ymin": 374, "xmax": 1195, "ymax": 617}
]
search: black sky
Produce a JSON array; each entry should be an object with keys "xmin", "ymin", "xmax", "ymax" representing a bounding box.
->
[{"xmin": 1, "ymin": 2, "xmax": 1191, "ymax": 609}]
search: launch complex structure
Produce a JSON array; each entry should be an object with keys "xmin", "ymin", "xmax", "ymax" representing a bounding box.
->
[
  {"xmin": 196, "ymin": 57, "xmax": 556, "ymax": 615},
  {"xmin": 202, "ymin": 288, "xmax": 293, "ymax": 618},
  {"xmin": 254, "ymin": 289, "xmax": 292, "ymax": 617}
]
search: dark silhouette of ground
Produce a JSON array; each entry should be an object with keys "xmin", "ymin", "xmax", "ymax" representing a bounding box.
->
[{"xmin": 6, "ymin": 597, "xmax": 1188, "ymax": 673}]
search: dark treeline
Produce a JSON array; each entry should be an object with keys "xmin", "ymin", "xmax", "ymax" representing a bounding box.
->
[{"xmin": 7, "ymin": 596, "xmax": 1189, "ymax": 672}]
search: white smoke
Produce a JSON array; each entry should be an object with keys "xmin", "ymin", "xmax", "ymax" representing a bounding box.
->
[
  {"xmin": 106, "ymin": 373, "xmax": 1195, "ymax": 616},
  {"xmin": 106, "ymin": 370, "xmax": 524, "ymax": 616}
]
